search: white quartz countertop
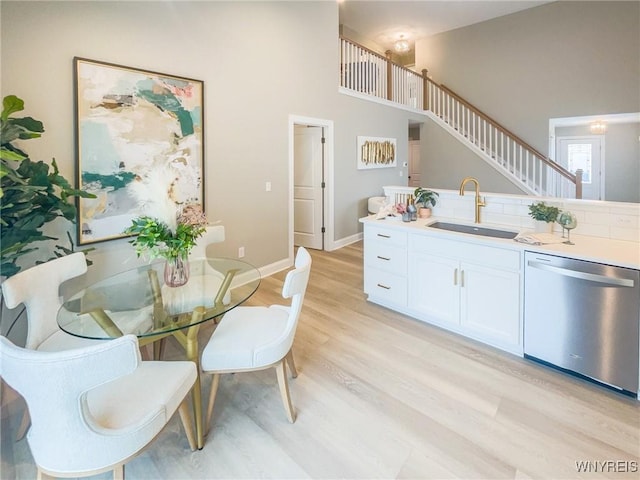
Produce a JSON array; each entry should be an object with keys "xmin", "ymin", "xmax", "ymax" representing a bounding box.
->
[{"xmin": 360, "ymin": 214, "xmax": 640, "ymax": 270}]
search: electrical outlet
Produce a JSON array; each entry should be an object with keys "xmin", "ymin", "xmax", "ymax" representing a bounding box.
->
[{"xmin": 238, "ymin": 246, "xmax": 245, "ymax": 258}]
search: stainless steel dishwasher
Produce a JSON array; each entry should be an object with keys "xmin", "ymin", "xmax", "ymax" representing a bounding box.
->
[{"xmin": 524, "ymin": 251, "xmax": 640, "ymax": 397}]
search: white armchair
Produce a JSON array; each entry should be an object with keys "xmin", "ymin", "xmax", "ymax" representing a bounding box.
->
[
  {"xmin": 0, "ymin": 334, "xmax": 197, "ymax": 479},
  {"xmin": 189, "ymin": 225, "xmax": 225, "ymax": 259},
  {"xmin": 201, "ymin": 247, "xmax": 312, "ymax": 430},
  {"xmin": 1, "ymin": 251, "xmax": 101, "ymax": 351},
  {"xmin": 1, "ymin": 252, "xmax": 108, "ymax": 440}
]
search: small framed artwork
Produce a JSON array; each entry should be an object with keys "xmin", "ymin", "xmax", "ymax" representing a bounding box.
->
[
  {"xmin": 74, "ymin": 57, "xmax": 204, "ymax": 245},
  {"xmin": 357, "ymin": 136, "xmax": 397, "ymax": 169}
]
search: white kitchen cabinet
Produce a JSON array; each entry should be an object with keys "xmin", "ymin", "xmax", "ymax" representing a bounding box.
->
[
  {"xmin": 363, "ymin": 224, "xmax": 408, "ymax": 308},
  {"xmin": 409, "ymin": 252, "xmax": 459, "ymax": 327},
  {"xmin": 459, "ymin": 262, "xmax": 520, "ymax": 348},
  {"xmin": 407, "ymin": 234, "xmax": 522, "ymax": 354}
]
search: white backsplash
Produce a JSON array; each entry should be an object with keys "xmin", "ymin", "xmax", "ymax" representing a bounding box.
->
[{"xmin": 382, "ymin": 186, "xmax": 640, "ymax": 243}]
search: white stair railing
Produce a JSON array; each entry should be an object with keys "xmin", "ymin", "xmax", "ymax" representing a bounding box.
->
[
  {"xmin": 425, "ymin": 78, "xmax": 581, "ymax": 198},
  {"xmin": 340, "ymin": 37, "xmax": 424, "ymax": 111},
  {"xmin": 338, "ymin": 37, "xmax": 581, "ymax": 199}
]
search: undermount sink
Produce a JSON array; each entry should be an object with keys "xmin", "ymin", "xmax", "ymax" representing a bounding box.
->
[{"xmin": 427, "ymin": 221, "xmax": 519, "ymax": 239}]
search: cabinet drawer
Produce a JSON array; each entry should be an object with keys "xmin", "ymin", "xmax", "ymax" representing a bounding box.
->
[
  {"xmin": 410, "ymin": 234, "xmax": 520, "ymax": 271},
  {"xmin": 364, "ymin": 267, "xmax": 407, "ymax": 306},
  {"xmin": 365, "ymin": 225, "xmax": 407, "ymax": 248},
  {"xmin": 364, "ymin": 243, "xmax": 407, "ymax": 275}
]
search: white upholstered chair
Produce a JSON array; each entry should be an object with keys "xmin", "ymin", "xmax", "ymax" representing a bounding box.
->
[
  {"xmin": 0, "ymin": 334, "xmax": 197, "ymax": 480},
  {"xmin": 189, "ymin": 225, "xmax": 225, "ymax": 259},
  {"xmin": 1, "ymin": 252, "xmax": 106, "ymax": 439},
  {"xmin": 1, "ymin": 251, "xmax": 101, "ymax": 352},
  {"xmin": 201, "ymin": 246, "xmax": 312, "ymax": 429}
]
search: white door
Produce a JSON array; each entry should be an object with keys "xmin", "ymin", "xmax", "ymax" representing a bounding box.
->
[
  {"xmin": 294, "ymin": 125, "xmax": 324, "ymax": 250},
  {"xmin": 556, "ymin": 136, "xmax": 604, "ymax": 200},
  {"xmin": 408, "ymin": 140, "xmax": 421, "ymax": 187}
]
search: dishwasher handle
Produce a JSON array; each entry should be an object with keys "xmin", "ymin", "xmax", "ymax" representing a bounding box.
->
[{"xmin": 527, "ymin": 260, "xmax": 635, "ymax": 287}]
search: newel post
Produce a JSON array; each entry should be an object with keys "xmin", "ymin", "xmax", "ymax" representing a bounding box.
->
[
  {"xmin": 385, "ymin": 50, "xmax": 393, "ymax": 101},
  {"xmin": 422, "ymin": 69, "xmax": 429, "ymax": 111},
  {"xmin": 574, "ymin": 169, "xmax": 583, "ymax": 199}
]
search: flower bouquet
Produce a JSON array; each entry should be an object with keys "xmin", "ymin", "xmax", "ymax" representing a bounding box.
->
[
  {"xmin": 122, "ymin": 163, "xmax": 209, "ymax": 286},
  {"xmin": 124, "ymin": 204, "xmax": 207, "ymax": 287}
]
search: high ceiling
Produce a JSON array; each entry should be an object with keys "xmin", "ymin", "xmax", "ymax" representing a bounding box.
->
[{"xmin": 339, "ymin": 1, "xmax": 552, "ymax": 52}]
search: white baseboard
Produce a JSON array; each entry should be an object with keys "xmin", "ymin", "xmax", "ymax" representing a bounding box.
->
[{"xmin": 328, "ymin": 232, "xmax": 363, "ymax": 251}]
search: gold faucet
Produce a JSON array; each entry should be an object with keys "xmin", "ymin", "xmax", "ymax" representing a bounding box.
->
[{"xmin": 459, "ymin": 177, "xmax": 486, "ymax": 224}]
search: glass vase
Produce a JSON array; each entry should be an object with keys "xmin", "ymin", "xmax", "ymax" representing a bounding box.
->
[{"xmin": 164, "ymin": 255, "xmax": 190, "ymax": 287}]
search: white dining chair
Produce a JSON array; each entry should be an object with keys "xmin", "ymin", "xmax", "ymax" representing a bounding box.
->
[
  {"xmin": 0, "ymin": 334, "xmax": 197, "ymax": 479},
  {"xmin": 1, "ymin": 252, "xmax": 107, "ymax": 439},
  {"xmin": 190, "ymin": 225, "xmax": 225, "ymax": 259},
  {"xmin": 201, "ymin": 246, "xmax": 312, "ymax": 430},
  {"xmin": 1, "ymin": 251, "xmax": 100, "ymax": 352}
]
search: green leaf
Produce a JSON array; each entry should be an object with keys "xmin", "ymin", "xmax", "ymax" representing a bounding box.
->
[
  {"xmin": 12, "ymin": 116, "xmax": 44, "ymax": 135},
  {"xmin": 1, "ymin": 95, "xmax": 24, "ymax": 121},
  {"xmin": 1, "ymin": 148, "xmax": 27, "ymax": 162}
]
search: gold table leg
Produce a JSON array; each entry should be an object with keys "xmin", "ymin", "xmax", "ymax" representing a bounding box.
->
[
  {"xmin": 87, "ymin": 309, "xmax": 124, "ymax": 337},
  {"xmin": 145, "ymin": 267, "xmax": 241, "ymax": 450},
  {"xmin": 170, "ymin": 307, "xmax": 205, "ymax": 449}
]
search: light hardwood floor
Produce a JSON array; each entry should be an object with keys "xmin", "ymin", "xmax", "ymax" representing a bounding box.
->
[{"xmin": 2, "ymin": 242, "xmax": 639, "ymax": 479}]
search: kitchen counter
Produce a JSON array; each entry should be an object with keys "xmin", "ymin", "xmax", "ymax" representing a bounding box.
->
[{"xmin": 360, "ymin": 214, "xmax": 640, "ymax": 270}]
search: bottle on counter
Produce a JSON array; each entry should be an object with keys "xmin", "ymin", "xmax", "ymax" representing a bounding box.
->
[{"xmin": 407, "ymin": 195, "xmax": 417, "ymax": 221}]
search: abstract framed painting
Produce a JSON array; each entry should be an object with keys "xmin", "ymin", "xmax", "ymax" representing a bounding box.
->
[
  {"xmin": 74, "ymin": 57, "xmax": 204, "ymax": 245},
  {"xmin": 357, "ymin": 136, "xmax": 397, "ymax": 169}
]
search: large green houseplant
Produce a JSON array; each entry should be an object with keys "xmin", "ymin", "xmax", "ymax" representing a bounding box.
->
[{"xmin": 1, "ymin": 95, "xmax": 95, "ymax": 278}]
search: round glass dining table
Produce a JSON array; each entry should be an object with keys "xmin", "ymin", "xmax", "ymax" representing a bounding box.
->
[{"xmin": 57, "ymin": 257, "xmax": 261, "ymax": 450}]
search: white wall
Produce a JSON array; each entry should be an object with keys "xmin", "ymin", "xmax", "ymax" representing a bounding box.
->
[{"xmin": 1, "ymin": 0, "xmax": 422, "ymax": 282}]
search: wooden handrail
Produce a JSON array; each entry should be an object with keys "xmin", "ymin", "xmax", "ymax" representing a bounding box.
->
[{"xmin": 427, "ymin": 78, "xmax": 577, "ymax": 182}]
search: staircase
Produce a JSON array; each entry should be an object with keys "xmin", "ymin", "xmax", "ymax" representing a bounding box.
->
[{"xmin": 339, "ymin": 37, "xmax": 582, "ymax": 199}]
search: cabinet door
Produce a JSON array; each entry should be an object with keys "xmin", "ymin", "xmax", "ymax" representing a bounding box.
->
[
  {"xmin": 409, "ymin": 253, "xmax": 459, "ymax": 327},
  {"xmin": 459, "ymin": 262, "xmax": 520, "ymax": 349}
]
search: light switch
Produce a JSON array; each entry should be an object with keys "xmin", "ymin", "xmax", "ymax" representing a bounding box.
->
[{"xmin": 265, "ymin": 181, "xmax": 271, "ymax": 192}]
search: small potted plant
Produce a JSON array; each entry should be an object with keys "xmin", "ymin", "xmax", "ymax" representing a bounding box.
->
[
  {"xmin": 528, "ymin": 201, "xmax": 560, "ymax": 233},
  {"xmin": 414, "ymin": 187, "xmax": 439, "ymax": 218}
]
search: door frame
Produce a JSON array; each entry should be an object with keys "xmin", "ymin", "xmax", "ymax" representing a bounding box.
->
[{"xmin": 288, "ymin": 115, "xmax": 334, "ymax": 263}]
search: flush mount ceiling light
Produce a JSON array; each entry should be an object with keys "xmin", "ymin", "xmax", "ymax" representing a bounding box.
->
[
  {"xmin": 394, "ymin": 35, "xmax": 410, "ymax": 53},
  {"xmin": 590, "ymin": 121, "xmax": 607, "ymax": 134}
]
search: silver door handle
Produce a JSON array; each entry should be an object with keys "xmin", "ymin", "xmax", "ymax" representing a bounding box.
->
[{"xmin": 527, "ymin": 261, "xmax": 635, "ymax": 287}]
